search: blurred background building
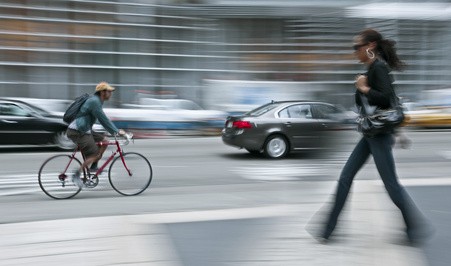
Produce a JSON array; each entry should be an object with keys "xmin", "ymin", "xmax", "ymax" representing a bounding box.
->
[{"xmin": 0, "ymin": 0, "xmax": 450, "ymax": 108}]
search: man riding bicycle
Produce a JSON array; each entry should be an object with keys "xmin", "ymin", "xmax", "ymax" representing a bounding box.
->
[{"xmin": 66, "ymin": 81, "xmax": 125, "ymax": 187}]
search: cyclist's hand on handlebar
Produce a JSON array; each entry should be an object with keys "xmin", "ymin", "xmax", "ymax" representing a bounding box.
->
[
  {"xmin": 125, "ymin": 132, "xmax": 133, "ymax": 140},
  {"xmin": 117, "ymin": 129, "xmax": 133, "ymax": 142}
]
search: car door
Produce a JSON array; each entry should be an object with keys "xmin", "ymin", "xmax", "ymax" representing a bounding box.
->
[
  {"xmin": 311, "ymin": 103, "xmax": 341, "ymax": 127},
  {"xmin": 0, "ymin": 102, "xmax": 48, "ymax": 145},
  {"xmin": 311, "ymin": 103, "xmax": 341, "ymax": 147},
  {"xmin": 0, "ymin": 102, "xmax": 22, "ymax": 144},
  {"xmin": 278, "ymin": 104, "xmax": 321, "ymax": 150}
]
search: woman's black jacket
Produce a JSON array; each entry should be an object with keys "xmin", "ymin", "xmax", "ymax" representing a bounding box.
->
[{"xmin": 355, "ymin": 59, "xmax": 395, "ymax": 109}]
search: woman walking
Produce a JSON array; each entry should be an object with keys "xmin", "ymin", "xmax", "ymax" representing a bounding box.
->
[{"xmin": 318, "ymin": 29, "xmax": 431, "ymax": 244}]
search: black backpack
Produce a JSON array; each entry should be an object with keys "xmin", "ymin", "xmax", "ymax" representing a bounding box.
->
[{"xmin": 63, "ymin": 93, "xmax": 90, "ymax": 124}]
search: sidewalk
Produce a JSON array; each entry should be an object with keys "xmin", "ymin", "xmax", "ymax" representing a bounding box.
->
[{"xmin": 0, "ymin": 181, "xmax": 427, "ymax": 266}]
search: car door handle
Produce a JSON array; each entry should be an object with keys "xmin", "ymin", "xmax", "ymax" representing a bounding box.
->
[
  {"xmin": 284, "ymin": 122, "xmax": 292, "ymax": 127},
  {"xmin": 1, "ymin": 119, "xmax": 18, "ymax": 123}
]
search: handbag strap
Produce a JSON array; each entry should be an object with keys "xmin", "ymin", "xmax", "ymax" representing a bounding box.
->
[
  {"xmin": 358, "ymin": 93, "xmax": 373, "ymax": 116},
  {"xmin": 358, "ymin": 87, "xmax": 401, "ymax": 116},
  {"xmin": 389, "ymin": 89, "xmax": 402, "ymax": 109}
]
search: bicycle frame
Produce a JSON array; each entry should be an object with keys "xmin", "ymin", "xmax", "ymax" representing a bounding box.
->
[{"xmin": 65, "ymin": 136, "xmax": 132, "ymax": 178}]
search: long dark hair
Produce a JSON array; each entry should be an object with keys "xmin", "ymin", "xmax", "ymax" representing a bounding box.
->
[{"xmin": 359, "ymin": 29, "xmax": 405, "ymax": 71}]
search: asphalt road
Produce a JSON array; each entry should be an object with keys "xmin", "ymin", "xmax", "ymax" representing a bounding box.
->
[{"xmin": 0, "ymin": 129, "xmax": 450, "ymax": 265}]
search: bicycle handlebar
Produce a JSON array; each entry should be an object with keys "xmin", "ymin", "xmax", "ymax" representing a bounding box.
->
[
  {"xmin": 113, "ymin": 132, "xmax": 134, "ymax": 145},
  {"xmin": 124, "ymin": 132, "xmax": 134, "ymax": 145}
]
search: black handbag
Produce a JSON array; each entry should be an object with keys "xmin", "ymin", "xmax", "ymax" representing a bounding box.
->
[{"xmin": 357, "ymin": 92, "xmax": 405, "ymax": 136}]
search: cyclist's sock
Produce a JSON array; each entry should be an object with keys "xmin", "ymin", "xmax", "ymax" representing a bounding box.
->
[{"xmin": 90, "ymin": 161, "xmax": 98, "ymax": 170}]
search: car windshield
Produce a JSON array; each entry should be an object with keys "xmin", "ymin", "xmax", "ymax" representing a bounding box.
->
[
  {"xmin": 19, "ymin": 102, "xmax": 50, "ymax": 116},
  {"xmin": 245, "ymin": 103, "xmax": 280, "ymax": 116}
]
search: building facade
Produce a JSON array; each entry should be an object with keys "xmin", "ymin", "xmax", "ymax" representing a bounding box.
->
[{"xmin": 0, "ymin": 0, "xmax": 450, "ymax": 107}]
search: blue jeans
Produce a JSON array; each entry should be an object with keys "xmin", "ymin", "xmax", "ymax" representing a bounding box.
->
[{"xmin": 323, "ymin": 133, "xmax": 421, "ymax": 239}]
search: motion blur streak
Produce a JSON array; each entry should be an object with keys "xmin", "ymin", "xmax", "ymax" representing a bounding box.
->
[{"xmin": 0, "ymin": 1, "xmax": 450, "ymax": 265}]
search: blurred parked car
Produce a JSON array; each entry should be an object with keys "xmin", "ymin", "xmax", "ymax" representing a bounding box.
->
[
  {"xmin": 3, "ymin": 97, "xmax": 72, "ymax": 117},
  {"xmin": 0, "ymin": 98, "xmax": 75, "ymax": 150},
  {"xmin": 405, "ymin": 106, "xmax": 451, "ymax": 128},
  {"xmin": 400, "ymin": 101, "xmax": 451, "ymax": 128},
  {"xmin": 222, "ymin": 100, "xmax": 344, "ymax": 158}
]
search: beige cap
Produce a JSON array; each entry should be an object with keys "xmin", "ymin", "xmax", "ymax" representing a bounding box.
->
[{"xmin": 95, "ymin": 81, "xmax": 115, "ymax": 92}]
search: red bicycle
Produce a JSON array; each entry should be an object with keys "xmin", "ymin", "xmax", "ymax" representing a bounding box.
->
[{"xmin": 38, "ymin": 133, "xmax": 152, "ymax": 199}]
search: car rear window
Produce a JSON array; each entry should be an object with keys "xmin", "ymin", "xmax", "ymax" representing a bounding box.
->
[{"xmin": 245, "ymin": 103, "xmax": 280, "ymax": 116}]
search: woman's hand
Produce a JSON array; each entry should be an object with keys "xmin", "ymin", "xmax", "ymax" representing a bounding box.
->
[{"xmin": 355, "ymin": 75, "xmax": 370, "ymax": 94}]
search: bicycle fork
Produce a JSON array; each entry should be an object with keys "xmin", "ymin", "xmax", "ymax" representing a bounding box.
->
[{"xmin": 118, "ymin": 150, "xmax": 133, "ymax": 176}]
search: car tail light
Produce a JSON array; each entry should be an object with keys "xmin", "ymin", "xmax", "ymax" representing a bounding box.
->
[{"xmin": 232, "ymin": 120, "xmax": 252, "ymax": 129}]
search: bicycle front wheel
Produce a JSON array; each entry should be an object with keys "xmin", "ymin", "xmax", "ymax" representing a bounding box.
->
[
  {"xmin": 108, "ymin": 152, "xmax": 152, "ymax": 196},
  {"xmin": 38, "ymin": 154, "xmax": 83, "ymax": 199}
]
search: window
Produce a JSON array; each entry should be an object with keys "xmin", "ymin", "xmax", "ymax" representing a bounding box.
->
[
  {"xmin": 246, "ymin": 103, "xmax": 279, "ymax": 116},
  {"xmin": 0, "ymin": 103, "xmax": 29, "ymax": 117},
  {"xmin": 278, "ymin": 108, "xmax": 289, "ymax": 118},
  {"xmin": 279, "ymin": 104, "xmax": 312, "ymax": 119},
  {"xmin": 313, "ymin": 104, "xmax": 338, "ymax": 119}
]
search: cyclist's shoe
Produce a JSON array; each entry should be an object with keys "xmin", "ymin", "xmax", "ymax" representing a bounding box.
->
[
  {"xmin": 89, "ymin": 162, "xmax": 104, "ymax": 175},
  {"xmin": 89, "ymin": 166, "xmax": 104, "ymax": 175},
  {"xmin": 90, "ymin": 162, "xmax": 98, "ymax": 171},
  {"xmin": 71, "ymin": 170, "xmax": 83, "ymax": 188}
]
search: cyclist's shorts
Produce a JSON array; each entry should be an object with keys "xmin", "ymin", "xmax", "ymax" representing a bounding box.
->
[{"xmin": 67, "ymin": 129, "xmax": 105, "ymax": 158}]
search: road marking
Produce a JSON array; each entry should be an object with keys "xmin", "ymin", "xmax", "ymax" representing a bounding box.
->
[
  {"xmin": 157, "ymin": 165, "xmax": 188, "ymax": 168},
  {"xmin": 2, "ymin": 170, "xmax": 451, "ymax": 197},
  {"xmin": 354, "ymin": 177, "xmax": 451, "ymax": 187},
  {"xmin": 401, "ymin": 177, "xmax": 451, "ymax": 186},
  {"xmin": 0, "ymin": 173, "xmax": 109, "ymax": 196},
  {"xmin": 231, "ymin": 164, "xmax": 330, "ymax": 181}
]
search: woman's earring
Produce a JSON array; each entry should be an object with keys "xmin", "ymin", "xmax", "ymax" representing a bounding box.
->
[{"xmin": 366, "ymin": 48, "xmax": 375, "ymax": 59}]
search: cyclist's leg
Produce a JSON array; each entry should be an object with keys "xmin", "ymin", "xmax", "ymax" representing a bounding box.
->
[
  {"xmin": 66, "ymin": 129, "xmax": 93, "ymax": 187},
  {"xmin": 66, "ymin": 129, "xmax": 80, "ymax": 145},
  {"xmin": 78, "ymin": 133, "xmax": 101, "ymax": 172},
  {"xmin": 67, "ymin": 129, "xmax": 85, "ymax": 171},
  {"xmin": 91, "ymin": 132, "xmax": 107, "ymax": 169}
]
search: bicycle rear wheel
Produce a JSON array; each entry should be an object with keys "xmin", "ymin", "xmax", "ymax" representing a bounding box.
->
[
  {"xmin": 38, "ymin": 154, "xmax": 83, "ymax": 199},
  {"xmin": 108, "ymin": 152, "xmax": 152, "ymax": 196}
]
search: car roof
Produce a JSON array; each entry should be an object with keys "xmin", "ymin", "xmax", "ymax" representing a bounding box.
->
[
  {"xmin": 0, "ymin": 98, "xmax": 51, "ymax": 114},
  {"xmin": 268, "ymin": 100, "xmax": 334, "ymax": 105},
  {"xmin": 0, "ymin": 98, "xmax": 33, "ymax": 104},
  {"xmin": 0, "ymin": 97, "xmax": 39, "ymax": 106}
]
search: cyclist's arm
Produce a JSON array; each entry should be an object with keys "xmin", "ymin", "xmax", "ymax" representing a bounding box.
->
[{"xmin": 92, "ymin": 104, "xmax": 119, "ymax": 135}]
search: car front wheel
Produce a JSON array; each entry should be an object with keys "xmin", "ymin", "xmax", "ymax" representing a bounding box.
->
[
  {"xmin": 54, "ymin": 131, "xmax": 76, "ymax": 150},
  {"xmin": 263, "ymin": 135, "xmax": 289, "ymax": 159}
]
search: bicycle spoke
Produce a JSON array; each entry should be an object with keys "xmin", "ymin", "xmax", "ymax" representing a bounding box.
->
[
  {"xmin": 109, "ymin": 152, "xmax": 152, "ymax": 196},
  {"xmin": 38, "ymin": 155, "xmax": 82, "ymax": 199}
]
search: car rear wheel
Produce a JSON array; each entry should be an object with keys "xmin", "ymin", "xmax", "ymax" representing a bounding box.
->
[
  {"xmin": 54, "ymin": 131, "xmax": 76, "ymax": 150},
  {"xmin": 264, "ymin": 135, "xmax": 289, "ymax": 159}
]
